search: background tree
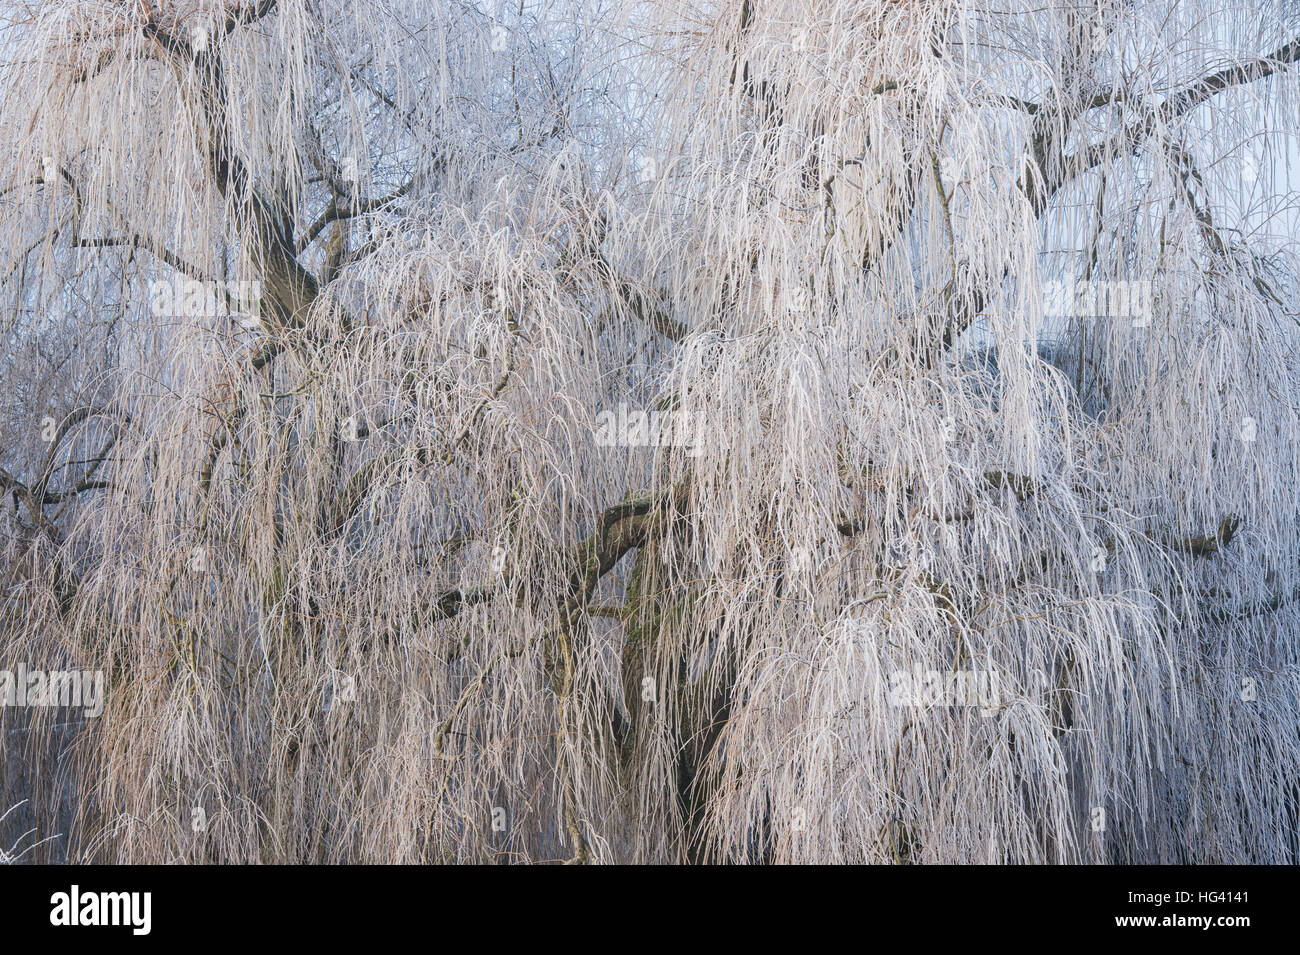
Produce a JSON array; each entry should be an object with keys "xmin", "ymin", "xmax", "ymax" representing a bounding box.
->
[{"xmin": 1, "ymin": 0, "xmax": 1299, "ymax": 863}]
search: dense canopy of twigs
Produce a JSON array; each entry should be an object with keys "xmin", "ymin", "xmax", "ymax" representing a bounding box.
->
[{"xmin": 1, "ymin": 0, "xmax": 1299, "ymax": 863}]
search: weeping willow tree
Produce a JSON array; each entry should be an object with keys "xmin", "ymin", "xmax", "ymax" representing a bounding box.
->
[{"xmin": 1, "ymin": 0, "xmax": 1298, "ymax": 864}]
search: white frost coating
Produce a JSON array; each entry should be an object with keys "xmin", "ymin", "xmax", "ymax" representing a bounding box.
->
[{"xmin": 0, "ymin": 0, "xmax": 1297, "ymax": 863}]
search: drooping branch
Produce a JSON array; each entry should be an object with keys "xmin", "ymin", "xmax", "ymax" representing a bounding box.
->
[
  {"xmin": 295, "ymin": 176, "xmax": 416, "ymax": 254},
  {"xmin": 144, "ymin": 16, "xmax": 320, "ymax": 329},
  {"xmin": 1051, "ymin": 37, "xmax": 1300, "ymax": 200}
]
